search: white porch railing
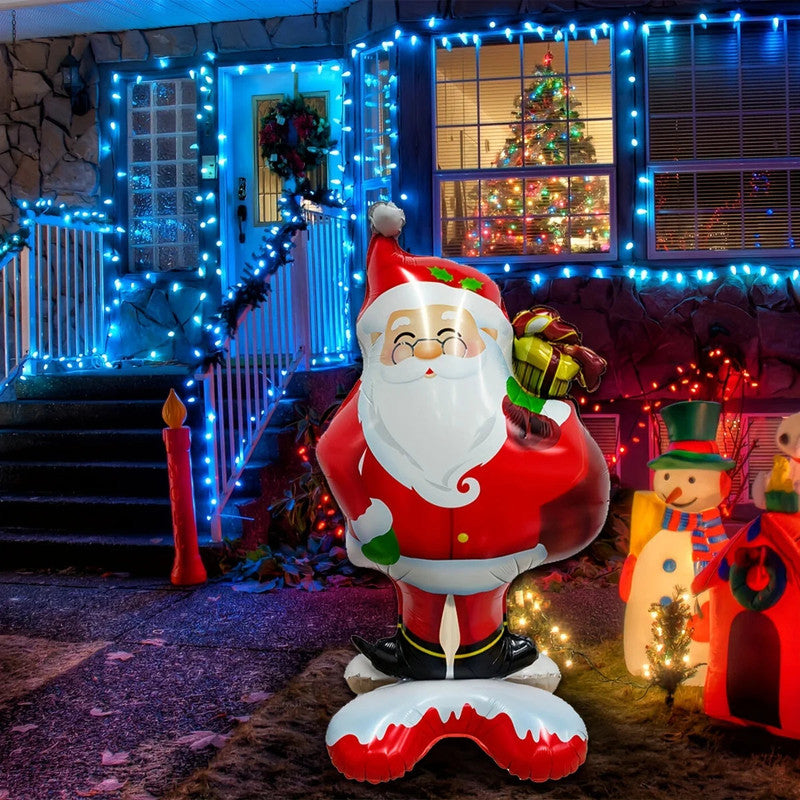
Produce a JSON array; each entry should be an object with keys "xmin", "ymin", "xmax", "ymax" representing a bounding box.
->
[
  {"xmin": 200, "ymin": 207, "xmax": 352, "ymax": 540},
  {"xmin": 29, "ymin": 218, "xmax": 108, "ymax": 363},
  {"xmin": 0, "ymin": 217, "xmax": 109, "ymax": 390},
  {"xmin": 0, "ymin": 249, "xmax": 29, "ymax": 390},
  {"xmin": 302, "ymin": 208, "xmax": 352, "ymax": 363}
]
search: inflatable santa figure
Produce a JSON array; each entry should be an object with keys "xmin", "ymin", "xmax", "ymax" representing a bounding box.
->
[
  {"xmin": 317, "ymin": 203, "xmax": 610, "ymax": 783},
  {"xmin": 620, "ymin": 400, "xmax": 734, "ymax": 686}
]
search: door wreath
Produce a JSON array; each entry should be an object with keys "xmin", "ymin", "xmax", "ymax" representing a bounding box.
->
[{"xmin": 259, "ymin": 95, "xmax": 334, "ymax": 182}]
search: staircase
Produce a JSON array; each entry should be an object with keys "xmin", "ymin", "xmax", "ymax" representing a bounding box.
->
[{"xmin": 0, "ymin": 368, "xmax": 301, "ymax": 573}]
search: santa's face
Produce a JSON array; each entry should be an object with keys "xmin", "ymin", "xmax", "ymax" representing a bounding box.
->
[
  {"xmin": 358, "ymin": 303, "xmax": 509, "ymax": 508},
  {"xmin": 652, "ymin": 468, "xmax": 725, "ymax": 513},
  {"xmin": 378, "ymin": 304, "xmax": 489, "ymax": 368}
]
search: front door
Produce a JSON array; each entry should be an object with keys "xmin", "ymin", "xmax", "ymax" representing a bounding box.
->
[{"xmin": 218, "ymin": 62, "xmax": 345, "ymax": 289}]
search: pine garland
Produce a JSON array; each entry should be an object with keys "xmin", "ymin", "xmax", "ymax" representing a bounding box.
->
[{"xmin": 204, "ymin": 185, "xmax": 347, "ymax": 367}]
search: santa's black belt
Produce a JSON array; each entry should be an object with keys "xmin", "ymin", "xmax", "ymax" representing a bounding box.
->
[{"xmin": 399, "ymin": 621, "xmax": 507, "ymax": 659}]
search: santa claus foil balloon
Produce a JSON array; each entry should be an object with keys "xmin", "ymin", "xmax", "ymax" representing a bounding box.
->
[{"xmin": 317, "ymin": 202, "xmax": 610, "ymax": 783}]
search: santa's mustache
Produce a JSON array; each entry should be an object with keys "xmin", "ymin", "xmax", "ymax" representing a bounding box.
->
[{"xmin": 378, "ymin": 352, "xmax": 481, "ymax": 384}]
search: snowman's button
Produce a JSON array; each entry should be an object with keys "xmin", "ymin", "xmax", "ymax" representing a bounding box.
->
[{"xmin": 662, "ymin": 558, "xmax": 677, "ymax": 573}]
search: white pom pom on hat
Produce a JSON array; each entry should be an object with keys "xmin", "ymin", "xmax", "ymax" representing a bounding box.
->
[{"xmin": 368, "ymin": 201, "xmax": 406, "ymax": 238}]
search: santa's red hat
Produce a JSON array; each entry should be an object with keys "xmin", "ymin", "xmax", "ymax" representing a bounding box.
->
[{"xmin": 357, "ymin": 234, "xmax": 512, "ymax": 356}]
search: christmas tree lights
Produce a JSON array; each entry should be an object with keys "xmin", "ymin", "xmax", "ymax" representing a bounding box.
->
[
  {"xmin": 463, "ymin": 49, "xmax": 610, "ymax": 259},
  {"xmin": 507, "ymin": 578, "xmax": 576, "ymax": 670}
]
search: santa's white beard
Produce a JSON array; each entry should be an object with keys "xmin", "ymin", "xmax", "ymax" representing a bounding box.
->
[{"xmin": 358, "ymin": 333, "xmax": 510, "ymax": 508}]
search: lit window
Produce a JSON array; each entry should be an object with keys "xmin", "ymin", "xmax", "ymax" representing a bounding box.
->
[
  {"xmin": 127, "ymin": 78, "xmax": 199, "ymax": 271},
  {"xmin": 648, "ymin": 20, "xmax": 800, "ymax": 255},
  {"xmin": 434, "ymin": 36, "xmax": 614, "ymax": 261},
  {"xmin": 359, "ymin": 49, "xmax": 396, "ymax": 215}
]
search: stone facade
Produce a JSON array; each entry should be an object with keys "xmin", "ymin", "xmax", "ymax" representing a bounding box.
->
[{"xmin": 0, "ymin": 36, "xmax": 100, "ymax": 228}]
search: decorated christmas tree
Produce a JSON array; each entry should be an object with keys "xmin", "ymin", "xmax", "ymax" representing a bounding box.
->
[
  {"xmin": 465, "ymin": 50, "xmax": 609, "ymax": 257},
  {"xmin": 643, "ymin": 587, "xmax": 699, "ymax": 706}
]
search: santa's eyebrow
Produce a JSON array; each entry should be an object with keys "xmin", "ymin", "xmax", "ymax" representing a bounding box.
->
[{"xmin": 390, "ymin": 316, "xmax": 411, "ymax": 331}]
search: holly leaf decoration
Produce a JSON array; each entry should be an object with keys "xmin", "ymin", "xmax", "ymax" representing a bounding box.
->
[
  {"xmin": 460, "ymin": 277, "xmax": 483, "ymax": 292},
  {"xmin": 429, "ymin": 266, "xmax": 454, "ymax": 283}
]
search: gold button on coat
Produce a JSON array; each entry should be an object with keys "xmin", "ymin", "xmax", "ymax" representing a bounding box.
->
[{"xmin": 457, "ymin": 532, "xmax": 469, "ymax": 543}]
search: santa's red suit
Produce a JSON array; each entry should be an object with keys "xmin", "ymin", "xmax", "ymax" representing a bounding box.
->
[
  {"xmin": 317, "ymin": 224, "xmax": 609, "ymax": 679},
  {"xmin": 320, "ymin": 387, "xmax": 607, "ymax": 633}
]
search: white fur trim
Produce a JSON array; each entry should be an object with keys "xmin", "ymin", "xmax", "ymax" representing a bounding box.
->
[
  {"xmin": 359, "ymin": 281, "xmax": 512, "ymax": 358},
  {"xmin": 369, "ymin": 203, "xmax": 406, "ymax": 238},
  {"xmin": 351, "ymin": 498, "xmax": 393, "ymax": 544},
  {"xmin": 382, "ymin": 544, "xmax": 548, "ymax": 594}
]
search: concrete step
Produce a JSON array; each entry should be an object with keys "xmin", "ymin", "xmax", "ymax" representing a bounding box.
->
[
  {"xmin": 0, "ymin": 399, "xmax": 203, "ymax": 430},
  {"xmin": 0, "ymin": 494, "xmax": 175, "ymax": 534},
  {"xmin": 14, "ymin": 368, "xmax": 196, "ymax": 401},
  {"xmin": 0, "ymin": 527, "xmax": 222, "ymax": 575},
  {"xmin": 0, "ymin": 428, "xmax": 176, "ymax": 461}
]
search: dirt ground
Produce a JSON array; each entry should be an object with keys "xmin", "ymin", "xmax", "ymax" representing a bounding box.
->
[{"xmin": 165, "ymin": 641, "xmax": 800, "ymax": 800}]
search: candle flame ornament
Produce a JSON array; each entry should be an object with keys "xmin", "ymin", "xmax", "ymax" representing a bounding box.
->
[{"xmin": 162, "ymin": 389, "xmax": 207, "ymax": 587}]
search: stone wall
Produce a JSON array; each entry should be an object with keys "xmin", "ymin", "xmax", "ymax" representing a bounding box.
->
[{"xmin": 0, "ymin": 36, "xmax": 99, "ymax": 228}]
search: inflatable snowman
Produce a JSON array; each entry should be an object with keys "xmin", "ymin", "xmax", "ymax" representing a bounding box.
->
[{"xmin": 620, "ymin": 401, "xmax": 734, "ymax": 686}]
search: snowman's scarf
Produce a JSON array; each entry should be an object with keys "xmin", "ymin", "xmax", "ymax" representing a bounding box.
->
[{"xmin": 661, "ymin": 506, "xmax": 727, "ymax": 575}]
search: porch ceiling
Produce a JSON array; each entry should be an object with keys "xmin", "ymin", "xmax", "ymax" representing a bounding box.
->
[{"xmin": 0, "ymin": 0, "xmax": 355, "ymax": 43}]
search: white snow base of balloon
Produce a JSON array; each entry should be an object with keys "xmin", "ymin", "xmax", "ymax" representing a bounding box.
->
[{"xmin": 327, "ymin": 657, "xmax": 586, "ymax": 783}]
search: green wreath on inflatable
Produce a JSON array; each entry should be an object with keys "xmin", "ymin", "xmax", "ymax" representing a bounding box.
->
[
  {"xmin": 729, "ymin": 545, "xmax": 787, "ymax": 612},
  {"xmin": 259, "ymin": 96, "xmax": 334, "ymax": 182}
]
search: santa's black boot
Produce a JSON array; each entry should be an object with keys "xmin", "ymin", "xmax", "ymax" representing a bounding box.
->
[{"xmin": 351, "ymin": 634, "xmax": 414, "ymax": 680}]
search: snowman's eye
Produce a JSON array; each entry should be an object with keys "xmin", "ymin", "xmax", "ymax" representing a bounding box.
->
[
  {"xmin": 779, "ymin": 433, "xmax": 790, "ymax": 446},
  {"xmin": 664, "ymin": 473, "xmax": 670, "ymax": 481},
  {"xmin": 688, "ymin": 476, "xmax": 696, "ymax": 484}
]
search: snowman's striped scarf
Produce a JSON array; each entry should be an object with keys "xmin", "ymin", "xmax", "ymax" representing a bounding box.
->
[{"xmin": 661, "ymin": 506, "xmax": 728, "ymax": 575}]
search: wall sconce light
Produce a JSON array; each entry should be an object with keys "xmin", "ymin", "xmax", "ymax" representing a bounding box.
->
[{"xmin": 60, "ymin": 51, "xmax": 90, "ymax": 116}]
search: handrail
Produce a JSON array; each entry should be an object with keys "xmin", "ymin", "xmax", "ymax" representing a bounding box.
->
[
  {"xmin": 28, "ymin": 217, "xmax": 109, "ymax": 365},
  {"xmin": 199, "ymin": 205, "xmax": 353, "ymax": 541},
  {"xmin": 200, "ymin": 233, "xmax": 308, "ymax": 541},
  {"xmin": 302, "ymin": 208, "xmax": 352, "ymax": 365}
]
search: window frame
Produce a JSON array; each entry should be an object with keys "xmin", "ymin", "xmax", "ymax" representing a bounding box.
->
[
  {"xmin": 355, "ymin": 45, "xmax": 399, "ymax": 261},
  {"xmin": 100, "ymin": 63, "xmax": 210, "ymax": 276},
  {"xmin": 645, "ymin": 18, "xmax": 800, "ymax": 260},
  {"xmin": 432, "ymin": 32, "xmax": 617, "ymax": 266}
]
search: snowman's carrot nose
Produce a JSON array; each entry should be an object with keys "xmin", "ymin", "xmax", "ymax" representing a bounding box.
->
[{"xmin": 666, "ymin": 487, "xmax": 683, "ymax": 504}]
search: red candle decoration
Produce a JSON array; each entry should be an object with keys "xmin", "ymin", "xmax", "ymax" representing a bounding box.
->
[{"xmin": 162, "ymin": 389, "xmax": 207, "ymax": 586}]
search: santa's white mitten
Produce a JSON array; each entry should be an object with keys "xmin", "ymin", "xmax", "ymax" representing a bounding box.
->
[
  {"xmin": 349, "ymin": 498, "xmax": 399, "ymax": 566},
  {"xmin": 368, "ymin": 202, "xmax": 406, "ymax": 238}
]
